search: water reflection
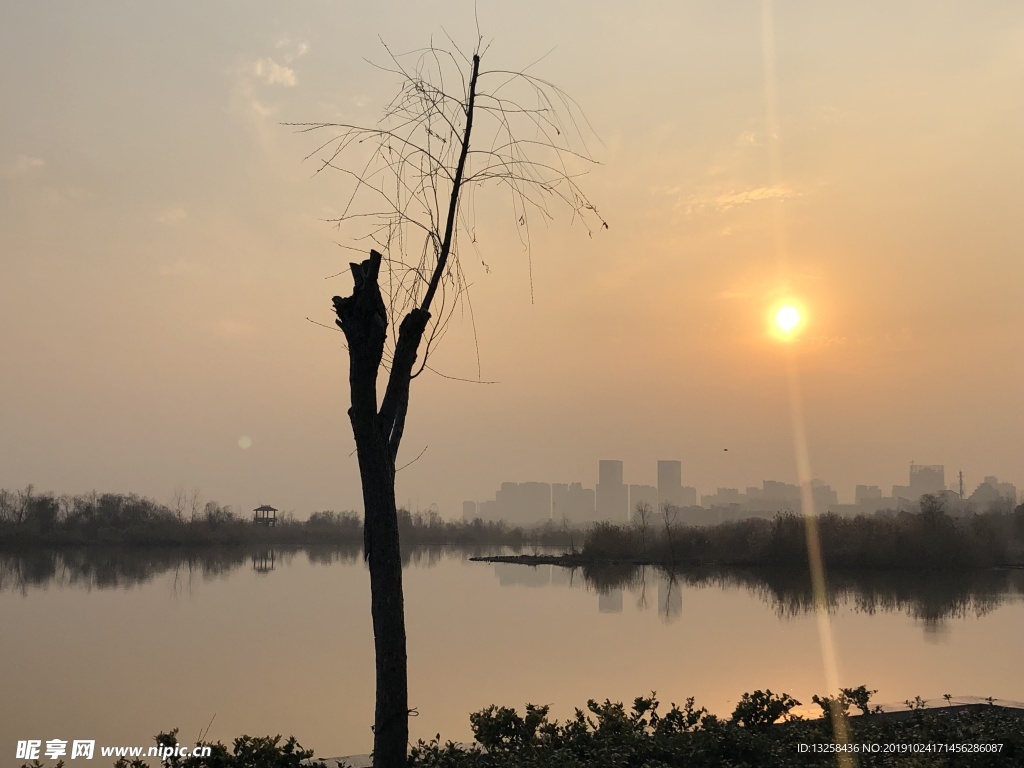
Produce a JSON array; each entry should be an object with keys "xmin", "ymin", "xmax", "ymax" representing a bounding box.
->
[
  {"xmin": 658, "ymin": 574, "xmax": 683, "ymax": 622},
  {"xmin": 715, "ymin": 566, "xmax": 1024, "ymax": 625},
  {"xmin": 0, "ymin": 543, "xmax": 507, "ymax": 595},
  {"xmin": 3, "ymin": 549, "xmax": 1021, "ymax": 638},
  {"xmin": 598, "ymin": 589, "xmax": 623, "ymax": 613},
  {"xmin": 494, "ymin": 563, "xmax": 550, "ymax": 588},
  {"xmin": 252, "ymin": 550, "xmax": 276, "ymax": 573},
  {"xmin": 488, "ymin": 561, "xmax": 1024, "ymax": 634},
  {"xmin": 2, "ymin": 546, "xmax": 1023, "ymax": 758},
  {"xmin": 0, "ymin": 547, "xmax": 247, "ymax": 594}
]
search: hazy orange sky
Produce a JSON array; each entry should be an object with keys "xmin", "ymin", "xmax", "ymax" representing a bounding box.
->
[{"xmin": 2, "ymin": 1, "xmax": 1021, "ymax": 518}]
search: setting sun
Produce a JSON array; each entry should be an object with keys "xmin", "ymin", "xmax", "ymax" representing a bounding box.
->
[
  {"xmin": 768, "ymin": 302, "xmax": 805, "ymax": 341},
  {"xmin": 775, "ymin": 305, "xmax": 801, "ymax": 333}
]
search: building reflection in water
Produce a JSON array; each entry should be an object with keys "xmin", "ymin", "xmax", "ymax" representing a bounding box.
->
[
  {"xmin": 494, "ymin": 562, "xmax": 550, "ymax": 587},
  {"xmin": 598, "ymin": 588, "xmax": 623, "ymax": 613},
  {"xmin": 921, "ymin": 618, "xmax": 952, "ymax": 644},
  {"xmin": 483, "ymin": 557, "xmax": 1024, "ymax": 643},
  {"xmin": 252, "ymin": 550, "xmax": 276, "ymax": 574}
]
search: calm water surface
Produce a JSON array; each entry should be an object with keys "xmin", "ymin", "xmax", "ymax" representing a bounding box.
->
[{"xmin": 2, "ymin": 547, "xmax": 1023, "ymax": 762}]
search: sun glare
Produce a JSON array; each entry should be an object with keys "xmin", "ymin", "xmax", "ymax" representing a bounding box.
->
[
  {"xmin": 776, "ymin": 305, "xmax": 800, "ymax": 333},
  {"xmin": 769, "ymin": 302, "xmax": 805, "ymax": 341}
]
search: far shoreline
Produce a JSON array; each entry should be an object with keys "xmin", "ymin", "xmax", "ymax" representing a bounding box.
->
[{"xmin": 470, "ymin": 552, "xmax": 1024, "ymax": 570}]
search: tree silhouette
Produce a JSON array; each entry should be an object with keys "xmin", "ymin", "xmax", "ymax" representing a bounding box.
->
[
  {"xmin": 633, "ymin": 501, "xmax": 653, "ymax": 558},
  {"xmin": 293, "ymin": 34, "xmax": 605, "ymax": 768}
]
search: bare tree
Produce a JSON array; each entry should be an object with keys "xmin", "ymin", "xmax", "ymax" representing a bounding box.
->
[
  {"xmin": 561, "ymin": 514, "xmax": 577, "ymax": 555},
  {"xmin": 170, "ymin": 485, "xmax": 188, "ymax": 523},
  {"xmin": 171, "ymin": 486, "xmax": 203, "ymax": 524},
  {"xmin": 0, "ymin": 488, "xmax": 14, "ymax": 524},
  {"xmin": 661, "ymin": 501, "xmax": 679, "ymax": 568},
  {"xmin": 293, "ymin": 34, "xmax": 605, "ymax": 768},
  {"xmin": 633, "ymin": 500, "xmax": 653, "ymax": 558},
  {"xmin": 9, "ymin": 485, "xmax": 34, "ymax": 527}
]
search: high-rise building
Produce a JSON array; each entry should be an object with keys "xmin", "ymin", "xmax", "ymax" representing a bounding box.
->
[
  {"xmin": 969, "ymin": 476, "xmax": 1017, "ymax": 510},
  {"xmin": 855, "ymin": 485, "xmax": 883, "ymax": 503},
  {"xmin": 810, "ymin": 480, "xmax": 838, "ymax": 511},
  {"xmin": 894, "ymin": 463, "xmax": 945, "ymax": 500},
  {"xmin": 596, "ymin": 460, "xmax": 628, "ymax": 521},
  {"xmin": 552, "ymin": 482, "xmax": 595, "ymax": 523},
  {"xmin": 599, "ymin": 460, "xmax": 623, "ymax": 486},
  {"xmin": 495, "ymin": 481, "xmax": 552, "ymax": 523},
  {"xmin": 629, "ymin": 484, "xmax": 658, "ymax": 518},
  {"xmin": 657, "ymin": 460, "xmax": 685, "ymax": 509},
  {"xmin": 462, "ymin": 501, "xmax": 478, "ymax": 521},
  {"xmin": 551, "ymin": 483, "xmax": 568, "ymax": 518},
  {"xmin": 909, "ymin": 463, "xmax": 945, "ymax": 496},
  {"xmin": 762, "ymin": 480, "xmax": 801, "ymax": 503}
]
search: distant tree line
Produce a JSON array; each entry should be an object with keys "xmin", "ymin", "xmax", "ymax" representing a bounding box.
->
[
  {"xmin": 581, "ymin": 494, "xmax": 1024, "ymax": 569},
  {"xmin": 6, "ymin": 487, "xmax": 1021, "ymax": 568},
  {"xmin": 0, "ymin": 486, "xmax": 551, "ymax": 548}
]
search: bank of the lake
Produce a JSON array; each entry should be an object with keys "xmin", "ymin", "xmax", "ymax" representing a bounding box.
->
[{"xmin": 474, "ymin": 507, "xmax": 1024, "ymax": 571}]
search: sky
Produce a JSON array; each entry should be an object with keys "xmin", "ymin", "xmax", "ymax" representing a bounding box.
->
[{"xmin": 1, "ymin": 1, "xmax": 1021, "ymax": 519}]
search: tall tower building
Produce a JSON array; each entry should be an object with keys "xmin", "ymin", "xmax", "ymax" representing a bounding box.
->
[
  {"xmin": 909, "ymin": 463, "xmax": 945, "ymax": 496},
  {"xmin": 596, "ymin": 459, "xmax": 628, "ymax": 521},
  {"xmin": 599, "ymin": 460, "xmax": 623, "ymax": 486},
  {"xmin": 658, "ymin": 460, "xmax": 684, "ymax": 509}
]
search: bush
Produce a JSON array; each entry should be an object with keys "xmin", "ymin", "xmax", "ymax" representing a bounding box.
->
[
  {"xmin": 406, "ymin": 687, "xmax": 1024, "ymax": 768},
  {"xmin": 582, "ymin": 522, "xmax": 638, "ymax": 560}
]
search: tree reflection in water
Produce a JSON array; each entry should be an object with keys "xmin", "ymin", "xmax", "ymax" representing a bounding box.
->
[
  {"xmin": 0, "ymin": 543, "xmax": 513, "ymax": 596},
  {"xmin": 492, "ymin": 559, "xmax": 1024, "ymax": 629},
  {"xmin": 578, "ymin": 563, "xmax": 1023, "ymax": 627},
  {"xmin": 3, "ymin": 548, "xmax": 1021, "ymax": 634}
]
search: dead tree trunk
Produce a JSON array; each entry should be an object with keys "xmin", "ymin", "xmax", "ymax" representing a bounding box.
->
[{"xmin": 333, "ymin": 251, "xmax": 430, "ymax": 768}]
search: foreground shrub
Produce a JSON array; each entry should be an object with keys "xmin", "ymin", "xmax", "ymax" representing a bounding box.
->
[
  {"xmin": 17, "ymin": 688, "xmax": 1024, "ymax": 767},
  {"xmin": 409, "ymin": 688, "xmax": 1024, "ymax": 768}
]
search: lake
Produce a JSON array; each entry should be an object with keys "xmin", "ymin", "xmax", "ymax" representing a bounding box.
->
[{"xmin": 2, "ymin": 547, "xmax": 1023, "ymax": 763}]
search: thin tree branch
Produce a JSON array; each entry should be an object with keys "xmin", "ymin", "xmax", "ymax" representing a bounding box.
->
[{"xmin": 420, "ymin": 53, "xmax": 480, "ymax": 316}]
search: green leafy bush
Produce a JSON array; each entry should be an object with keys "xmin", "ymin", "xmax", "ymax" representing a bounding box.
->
[
  {"xmin": 18, "ymin": 689, "xmax": 1024, "ymax": 767},
  {"xmin": 407, "ymin": 687, "xmax": 1024, "ymax": 768}
]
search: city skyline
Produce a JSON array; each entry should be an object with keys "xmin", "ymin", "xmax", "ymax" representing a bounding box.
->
[{"xmin": 463, "ymin": 459, "xmax": 1018, "ymax": 526}]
